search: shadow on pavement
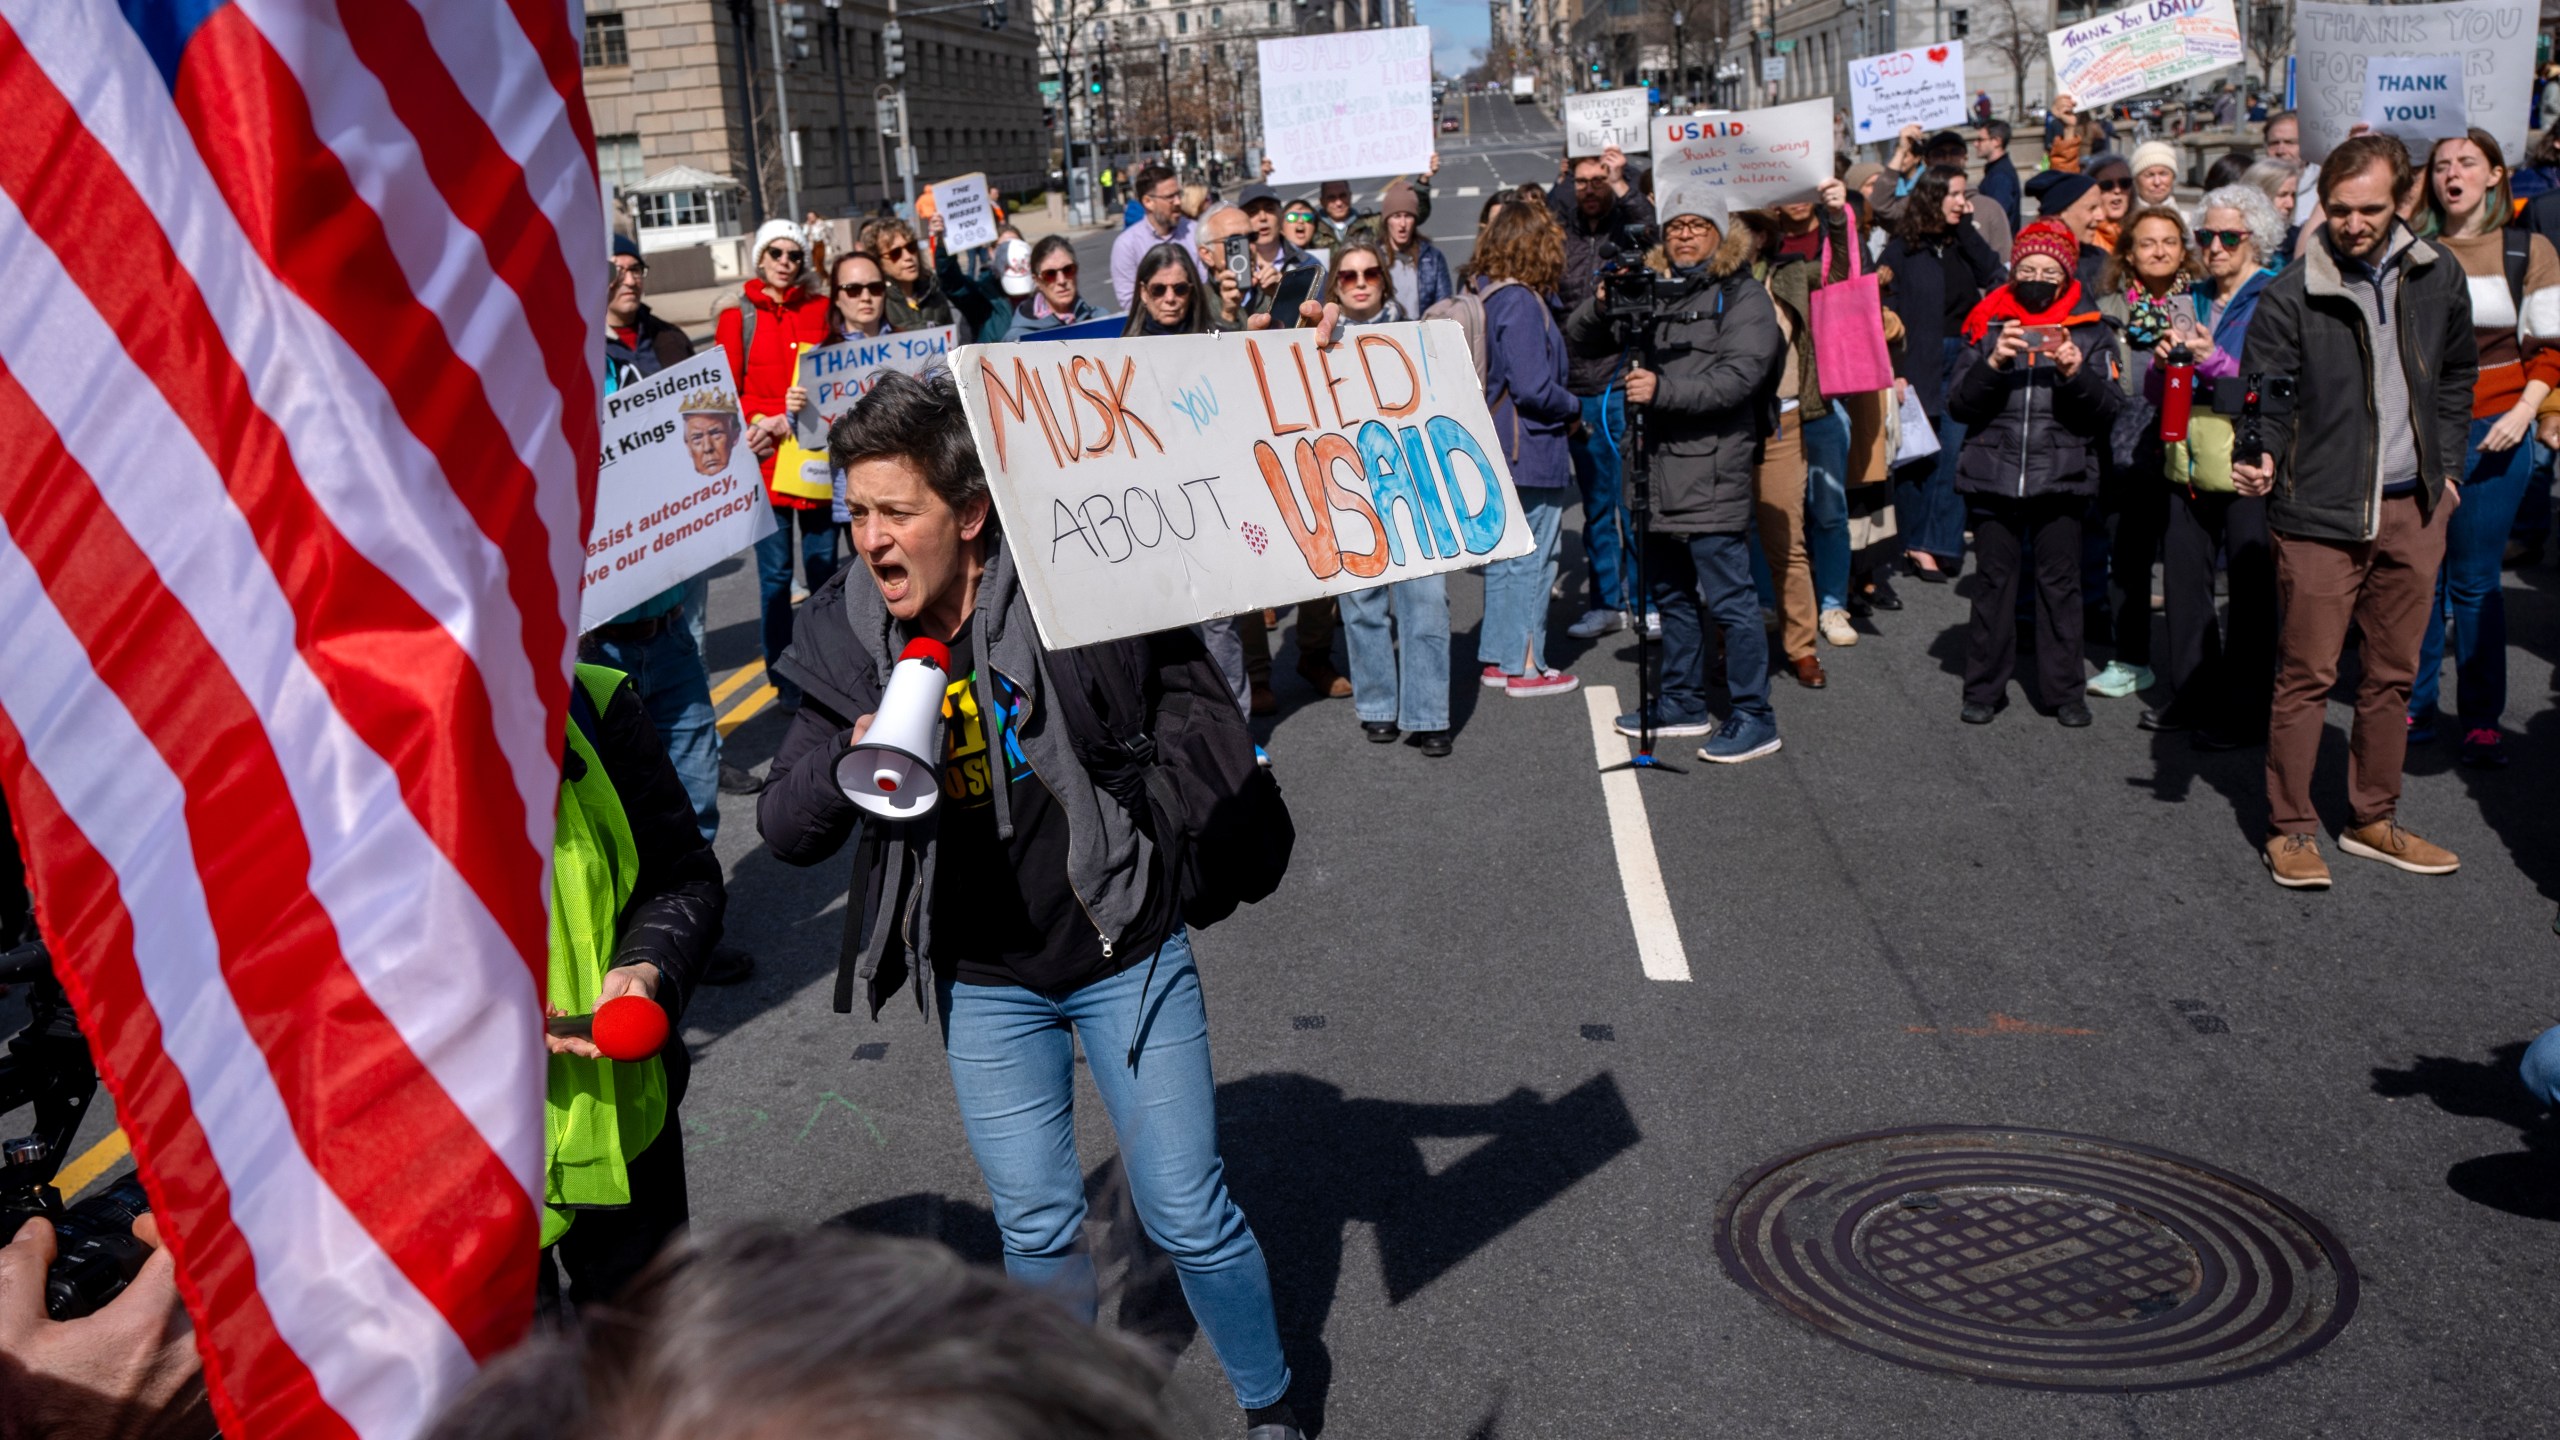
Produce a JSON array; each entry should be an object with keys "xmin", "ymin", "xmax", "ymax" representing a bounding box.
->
[{"xmin": 2370, "ymin": 1044, "xmax": 2560, "ymax": 1222}]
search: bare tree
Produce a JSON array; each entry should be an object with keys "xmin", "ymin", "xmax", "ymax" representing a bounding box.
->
[
  {"xmin": 1975, "ymin": 0, "xmax": 2046, "ymax": 123},
  {"xmin": 2244, "ymin": 0, "xmax": 2293, "ymax": 93},
  {"xmin": 1641, "ymin": 0, "xmax": 1729, "ymax": 104}
]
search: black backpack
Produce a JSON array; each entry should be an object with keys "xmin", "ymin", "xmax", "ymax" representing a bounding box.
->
[{"xmin": 1046, "ymin": 627, "xmax": 1294, "ymax": 930}]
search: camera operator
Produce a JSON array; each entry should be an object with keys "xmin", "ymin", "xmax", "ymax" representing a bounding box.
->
[
  {"xmin": 1565, "ymin": 186, "xmax": 1787, "ymax": 763},
  {"xmin": 2233, "ymin": 134, "xmax": 2476, "ymax": 889},
  {"xmin": 1555, "ymin": 145, "xmax": 1660, "ymax": 642},
  {"xmin": 1, "ymin": 1211, "xmax": 209, "ymax": 1440}
]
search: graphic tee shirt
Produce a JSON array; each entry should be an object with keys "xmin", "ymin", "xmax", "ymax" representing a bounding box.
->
[{"xmin": 926, "ymin": 618, "xmax": 1157, "ymax": 993}]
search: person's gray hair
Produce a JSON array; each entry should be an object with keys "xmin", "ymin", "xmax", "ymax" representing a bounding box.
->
[
  {"xmin": 2198, "ymin": 183, "xmax": 2288, "ymax": 262},
  {"xmin": 2239, "ymin": 156, "xmax": 2300, "ymax": 209},
  {"xmin": 422, "ymin": 1224, "xmax": 1180, "ymax": 1440}
]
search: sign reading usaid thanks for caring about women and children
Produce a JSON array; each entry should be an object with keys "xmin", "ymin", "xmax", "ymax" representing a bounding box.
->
[
  {"xmin": 584, "ymin": 348, "xmax": 776, "ymax": 632},
  {"xmin": 948, "ymin": 321, "xmax": 1534, "ymax": 650}
]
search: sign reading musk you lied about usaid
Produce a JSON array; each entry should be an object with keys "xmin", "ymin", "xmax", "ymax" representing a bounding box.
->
[
  {"xmin": 584, "ymin": 348, "xmax": 778, "ymax": 632},
  {"xmin": 949, "ymin": 321, "xmax": 1534, "ymax": 649}
]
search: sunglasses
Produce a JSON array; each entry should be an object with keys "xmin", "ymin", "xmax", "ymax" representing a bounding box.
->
[
  {"xmin": 1145, "ymin": 281, "xmax": 1192, "ymax": 299},
  {"xmin": 1283, "ymin": 211, "xmax": 1317, "ymax": 223},
  {"xmin": 1336, "ymin": 266, "xmax": 1382, "ymax": 284},
  {"xmin": 764, "ymin": 245, "xmax": 805, "ymax": 263},
  {"xmin": 837, "ymin": 280, "xmax": 888, "ymax": 297},
  {"xmin": 2194, "ymin": 229, "xmax": 2249, "ymax": 251},
  {"xmin": 2095, "ymin": 178, "xmax": 2132, "ymax": 193},
  {"xmin": 1037, "ymin": 263, "xmax": 1078, "ymax": 281},
  {"xmin": 876, "ymin": 243, "xmax": 914, "ymax": 261}
]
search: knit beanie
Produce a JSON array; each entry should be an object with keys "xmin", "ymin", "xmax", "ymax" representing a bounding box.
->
[
  {"xmin": 2029, "ymin": 169, "xmax": 2096, "ymax": 218},
  {"xmin": 2131, "ymin": 141, "xmax": 2180, "ymax": 180},
  {"xmin": 2011, "ymin": 221, "xmax": 2081, "ymax": 275}
]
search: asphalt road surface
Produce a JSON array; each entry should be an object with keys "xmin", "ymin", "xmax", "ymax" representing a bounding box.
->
[{"xmin": 15, "ymin": 94, "xmax": 2560, "ymax": 1439}]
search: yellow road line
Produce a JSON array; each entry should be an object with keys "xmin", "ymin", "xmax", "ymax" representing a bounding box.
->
[
  {"xmin": 717, "ymin": 683, "xmax": 779, "ymax": 737},
  {"xmin": 54, "ymin": 1128, "xmax": 129, "ymax": 1199},
  {"xmin": 708, "ymin": 659, "xmax": 766, "ymax": 707}
]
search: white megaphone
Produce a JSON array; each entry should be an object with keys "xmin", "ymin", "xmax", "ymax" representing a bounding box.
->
[{"xmin": 835, "ymin": 637, "xmax": 952, "ymax": 821}]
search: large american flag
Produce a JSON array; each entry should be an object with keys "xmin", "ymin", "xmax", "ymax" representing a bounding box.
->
[{"xmin": 0, "ymin": 3, "xmax": 599, "ymax": 1436}]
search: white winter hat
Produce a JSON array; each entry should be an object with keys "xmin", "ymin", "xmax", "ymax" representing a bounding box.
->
[
  {"xmin": 752, "ymin": 217, "xmax": 807, "ymax": 259},
  {"xmin": 998, "ymin": 237, "xmax": 1035, "ymax": 295}
]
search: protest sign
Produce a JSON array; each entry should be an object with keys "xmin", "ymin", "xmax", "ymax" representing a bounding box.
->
[
  {"xmin": 584, "ymin": 349, "xmax": 777, "ymax": 632},
  {"xmin": 2047, "ymin": 0, "xmax": 2242, "ymax": 110},
  {"xmin": 1846, "ymin": 40, "xmax": 1969, "ymax": 141},
  {"xmin": 931, "ymin": 172, "xmax": 999, "ymax": 253},
  {"xmin": 948, "ymin": 321, "xmax": 1536, "ymax": 648},
  {"xmin": 773, "ymin": 325, "xmax": 960, "ymax": 504},
  {"xmin": 2297, "ymin": 0, "xmax": 2534, "ymax": 163},
  {"xmin": 1015, "ymin": 314, "xmax": 1130, "ymax": 344},
  {"xmin": 1257, "ymin": 27, "xmax": 1434, "ymax": 188},
  {"xmin": 2361, "ymin": 54, "xmax": 2469, "ymax": 153},
  {"xmin": 1565, "ymin": 87, "xmax": 1652, "ymax": 157},
  {"xmin": 1653, "ymin": 98, "xmax": 1831, "ymax": 214}
]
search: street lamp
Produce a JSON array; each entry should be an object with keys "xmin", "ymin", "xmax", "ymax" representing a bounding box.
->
[
  {"xmin": 1158, "ymin": 35, "xmax": 1172, "ymax": 167},
  {"xmin": 1672, "ymin": 9, "xmax": 1683, "ymax": 106}
]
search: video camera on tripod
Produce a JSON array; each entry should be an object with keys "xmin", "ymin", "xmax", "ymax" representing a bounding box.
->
[{"xmin": 2, "ymin": 937, "xmax": 157, "ymax": 1320}]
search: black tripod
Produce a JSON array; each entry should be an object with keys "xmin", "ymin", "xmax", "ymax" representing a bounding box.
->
[{"xmin": 1598, "ymin": 296, "xmax": 1686, "ymax": 777}]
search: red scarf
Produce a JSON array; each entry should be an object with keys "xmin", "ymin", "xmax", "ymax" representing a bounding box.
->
[{"xmin": 1961, "ymin": 278, "xmax": 2102, "ymax": 343}]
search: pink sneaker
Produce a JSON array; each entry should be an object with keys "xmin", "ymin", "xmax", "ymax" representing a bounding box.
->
[
  {"xmin": 1480, "ymin": 664, "xmax": 1510, "ymax": 689},
  {"xmin": 1506, "ymin": 666, "xmax": 1581, "ymax": 698}
]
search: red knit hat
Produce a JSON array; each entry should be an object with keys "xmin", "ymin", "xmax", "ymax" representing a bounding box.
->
[{"xmin": 2011, "ymin": 221, "xmax": 2080, "ymax": 276}]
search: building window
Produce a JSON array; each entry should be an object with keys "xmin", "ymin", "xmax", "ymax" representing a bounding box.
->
[
  {"xmin": 1211, "ymin": 6, "xmax": 1223, "ymax": 25},
  {"xmin": 1267, "ymin": 0, "xmax": 1277, "ymax": 19},
  {"xmin": 582, "ymin": 11, "xmax": 627, "ymax": 68},
  {"xmin": 597, "ymin": 133, "xmax": 644, "ymax": 199},
  {"xmin": 1177, "ymin": 11, "xmax": 1188, "ymax": 32},
  {"xmin": 1951, "ymin": 9, "xmax": 1970, "ymax": 37}
]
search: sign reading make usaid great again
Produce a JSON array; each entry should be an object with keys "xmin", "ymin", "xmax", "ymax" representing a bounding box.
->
[
  {"xmin": 584, "ymin": 349, "xmax": 777, "ymax": 632},
  {"xmin": 949, "ymin": 322, "xmax": 1534, "ymax": 649}
]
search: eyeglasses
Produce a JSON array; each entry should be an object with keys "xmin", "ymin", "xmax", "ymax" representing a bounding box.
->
[
  {"xmin": 2194, "ymin": 228, "xmax": 2250, "ymax": 251},
  {"xmin": 1145, "ymin": 281, "xmax": 1192, "ymax": 299},
  {"xmin": 1573, "ymin": 175, "xmax": 1612, "ymax": 189},
  {"xmin": 2095, "ymin": 178, "xmax": 2132, "ymax": 193},
  {"xmin": 1336, "ymin": 266, "xmax": 1382, "ymax": 284},
  {"xmin": 1664, "ymin": 219, "xmax": 1712, "ymax": 236},
  {"xmin": 611, "ymin": 261, "xmax": 647, "ymax": 279},
  {"xmin": 1037, "ymin": 263, "xmax": 1079, "ymax": 281},
  {"xmin": 764, "ymin": 245, "xmax": 805, "ymax": 263},
  {"xmin": 1147, "ymin": 188, "xmax": 1181, "ymax": 204},
  {"xmin": 837, "ymin": 280, "xmax": 888, "ymax": 297}
]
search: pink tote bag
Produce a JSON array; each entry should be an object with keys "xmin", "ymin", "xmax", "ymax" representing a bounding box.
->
[{"xmin": 1807, "ymin": 227, "xmax": 1895, "ymax": 395}]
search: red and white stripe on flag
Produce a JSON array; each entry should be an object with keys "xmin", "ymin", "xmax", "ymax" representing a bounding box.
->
[{"xmin": 0, "ymin": 2, "xmax": 601, "ymax": 1435}]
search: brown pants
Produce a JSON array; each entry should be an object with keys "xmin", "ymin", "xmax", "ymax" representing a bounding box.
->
[
  {"xmin": 1754, "ymin": 407, "xmax": 1819, "ymax": 661},
  {"xmin": 2265, "ymin": 492, "xmax": 2451, "ymax": 837}
]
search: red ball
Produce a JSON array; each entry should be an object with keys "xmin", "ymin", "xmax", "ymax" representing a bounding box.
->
[{"xmin": 591, "ymin": 994, "xmax": 670, "ymax": 1062}]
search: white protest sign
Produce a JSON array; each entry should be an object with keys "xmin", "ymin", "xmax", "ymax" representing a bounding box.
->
[
  {"xmin": 775, "ymin": 325, "xmax": 961, "ymax": 500},
  {"xmin": 948, "ymin": 321, "xmax": 1535, "ymax": 648},
  {"xmin": 1653, "ymin": 99, "xmax": 1831, "ymax": 213},
  {"xmin": 2047, "ymin": 0, "xmax": 2242, "ymax": 110},
  {"xmin": 1257, "ymin": 27, "xmax": 1434, "ymax": 188},
  {"xmin": 2361, "ymin": 54, "xmax": 2470, "ymax": 153},
  {"xmin": 2298, "ymin": 0, "xmax": 2534, "ymax": 164},
  {"xmin": 1565, "ymin": 87, "xmax": 1652, "ymax": 157},
  {"xmin": 584, "ymin": 349, "xmax": 777, "ymax": 632},
  {"xmin": 1847, "ymin": 40, "xmax": 1969, "ymax": 142},
  {"xmin": 931, "ymin": 172, "xmax": 999, "ymax": 253}
]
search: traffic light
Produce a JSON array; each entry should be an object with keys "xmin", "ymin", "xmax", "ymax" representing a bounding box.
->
[
  {"xmin": 983, "ymin": 1, "xmax": 1008, "ymax": 28},
  {"xmin": 783, "ymin": 1, "xmax": 809, "ymax": 60},
  {"xmin": 884, "ymin": 20, "xmax": 905, "ymax": 78},
  {"xmin": 1088, "ymin": 77, "xmax": 1103, "ymax": 95}
]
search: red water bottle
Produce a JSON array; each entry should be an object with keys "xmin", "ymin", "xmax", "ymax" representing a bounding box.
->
[{"xmin": 2159, "ymin": 345, "xmax": 2196, "ymax": 444}]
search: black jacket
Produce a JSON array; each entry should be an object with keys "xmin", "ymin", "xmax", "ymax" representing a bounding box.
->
[
  {"xmin": 2239, "ymin": 224, "xmax": 2477, "ymax": 541},
  {"xmin": 1880, "ymin": 224, "xmax": 2007, "ymax": 413},
  {"xmin": 1554, "ymin": 188, "xmax": 1661, "ymax": 395},
  {"xmin": 583, "ymin": 674, "xmax": 724, "ymax": 1030},
  {"xmin": 1977, "ymin": 153, "xmax": 2022, "ymax": 233},
  {"xmin": 1946, "ymin": 301, "xmax": 2125, "ymax": 501},
  {"xmin": 604, "ymin": 303, "xmax": 693, "ymax": 389},
  {"xmin": 1564, "ymin": 225, "xmax": 1782, "ymax": 534}
]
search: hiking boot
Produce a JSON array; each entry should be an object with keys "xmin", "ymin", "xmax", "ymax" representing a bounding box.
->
[
  {"xmin": 1700, "ymin": 711, "xmax": 1782, "ymax": 763},
  {"xmin": 1566, "ymin": 608, "xmax": 1628, "ymax": 639},
  {"xmin": 1506, "ymin": 666, "xmax": 1580, "ymax": 698},
  {"xmin": 2458, "ymin": 727, "xmax": 2509, "ymax": 769},
  {"xmin": 1820, "ymin": 608, "xmax": 1859, "ymax": 647},
  {"xmin": 2085, "ymin": 661, "xmax": 2152, "ymax": 698},
  {"xmin": 2338, "ymin": 820, "xmax": 2460, "ymax": 875},
  {"xmin": 2264, "ymin": 834, "xmax": 2332, "ymax": 889}
]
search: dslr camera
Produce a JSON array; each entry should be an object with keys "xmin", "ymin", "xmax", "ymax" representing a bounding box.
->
[{"xmin": 3, "ymin": 938, "xmax": 157, "ymax": 1320}]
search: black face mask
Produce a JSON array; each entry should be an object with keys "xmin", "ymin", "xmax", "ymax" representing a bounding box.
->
[{"xmin": 2009, "ymin": 278, "xmax": 2061, "ymax": 313}]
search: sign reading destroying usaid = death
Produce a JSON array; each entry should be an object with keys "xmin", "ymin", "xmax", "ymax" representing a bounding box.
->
[
  {"xmin": 1565, "ymin": 88, "xmax": 1652, "ymax": 157},
  {"xmin": 1847, "ymin": 41, "xmax": 1969, "ymax": 140},
  {"xmin": 2047, "ymin": 0, "xmax": 2242, "ymax": 110},
  {"xmin": 2297, "ymin": 0, "xmax": 2535, "ymax": 164},
  {"xmin": 1257, "ymin": 26, "xmax": 1435, "ymax": 189},
  {"xmin": 948, "ymin": 321, "xmax": 1535, "ymax": 649},
  {"xmin": 1652, "ymin": 98, "xmax": 1831, "ymax": 211},
  {"xmin": 584, "ymin": 349, "xmax": 777, "ymax": 632}
]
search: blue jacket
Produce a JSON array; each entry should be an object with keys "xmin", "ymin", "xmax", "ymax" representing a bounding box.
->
[
  {"xmin": 1976, "ymin": 154, "xmax": 2022, "ymax": 234},
  {"xmin": 938, "ymin": 251, "xmax": 1100, "ymax": 342},
  {"xmin": 1480, "ymin": 280, "xmax": 1578, "ymax": 489},
  {"xmin": 1402, "ymin": 240, "xmax": 1454, "ymax": 314}
]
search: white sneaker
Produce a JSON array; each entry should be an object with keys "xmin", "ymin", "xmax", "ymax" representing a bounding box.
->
[
  {"xmin": 1644, "ymin": 610, "xmax": 1663, "ymax": 639},
  {"xmin": 1820, "ymin": 608, "xmax": 1858, "ymax": 647},
  {"xmin": 1565, "ymin": 608, "xmax": 1628, "ymax": 639}
]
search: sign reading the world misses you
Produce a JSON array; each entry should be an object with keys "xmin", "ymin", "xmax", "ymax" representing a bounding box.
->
[
  {"xmin": 948, "ymin": 321, "xmax": 1534, "ymax": 649},
  {"xmin": 585, "ymin": 349, "xmax": 777, "ymax": 631}
]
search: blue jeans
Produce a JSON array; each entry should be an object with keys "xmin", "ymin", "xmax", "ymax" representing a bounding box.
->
[
  {"xmin": 1570, "ymin": 390, "xmax": 1635, "ymax": 612},
  {"xmin": 1341, "ymin": 575, "xmax": 1451, "ymax": 730},
  {"xmin": 755, "ymin": 503, "xmax": 840, "ymax": 701},
  {"xmin": 2413, "ymin": 416, "xmax": 2534, "ymax": 726},
  {"xmin": 582, "ymin": 617, "xmax": 720, "ymax": 843},
  {"xmin": 1648, "ymin": 529, "xmax": 1772, "ymax": 725},
  {"xmin": 937, "ymin": 933, "xmax": 1290, "ymax": 1410},
  {"xmin": 1801, "ymin": 402, "xmax": 1852, "ymax": 611},
  {"xmin": 1893, "ymin": 343, "xmax": 1971, "ymax": 565},
  {"xmin": 1478, "ymin": 493, "xmax": 1566, "ymax": 674}
]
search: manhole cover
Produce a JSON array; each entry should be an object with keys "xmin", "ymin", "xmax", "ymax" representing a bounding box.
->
[{"xmin": 1716, "ymin": 1126, "xmax": 2357, "ymax": 1390}]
